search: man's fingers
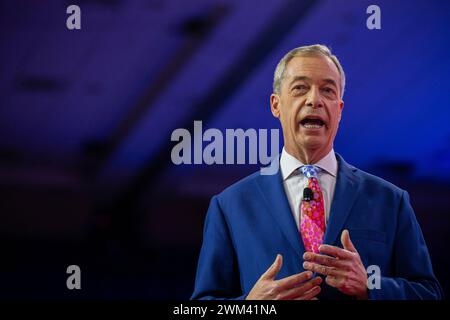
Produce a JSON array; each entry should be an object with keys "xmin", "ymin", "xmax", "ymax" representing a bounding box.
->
[
  {"xmin": 303, "ymin": 261, "xmax": 346, "ymax": 278},
  {"xmin": 325, "ymin": 275, "xmax": 342, "ymax": 288},
  {"xmin": 341, "ymin": 229, "xmax": 357, "ymax": 253},
  {"xmin": 276, "ymin": 270, "xmax": 313, "ymax": 290},
  {"xmin": 279, "ymin": 277, "xmax": 322, "ymax": 300},
  {"xmin": 303, "ymin": 252, "xmax": 346, "ymax": 268},
  {"xmin": 294, "ymin": 285, "xmax": 322, "ymax": 300},
  {"xmin": 261, "ymin": 254, "xmax": 283, "ymax": 280},
  {"xmin": 319, "ymin": 244, "xmax": 353, "ymax": 260}
]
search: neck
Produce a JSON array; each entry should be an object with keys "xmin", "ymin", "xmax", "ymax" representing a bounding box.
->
[{"xmin": 285, "ymin": 145, "xmax": 331, "ymax": 165}]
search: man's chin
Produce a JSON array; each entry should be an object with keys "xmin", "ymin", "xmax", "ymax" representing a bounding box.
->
[{"xmin": 296, "ymin": 136, "xmax": 327, "ymax": 150}]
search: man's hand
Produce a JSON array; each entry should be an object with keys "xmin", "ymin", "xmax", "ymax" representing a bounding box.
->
[
  {"xmin": 246, "ymin": 254, "xmax": 322, "ymax": 300},
  {"xmin": 302, "ymin": 230, "xmax": 369, "ymax": 299}
]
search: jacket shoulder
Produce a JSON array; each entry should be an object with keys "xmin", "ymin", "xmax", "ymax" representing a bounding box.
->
[
  {"xmin": 352, "ymin": 165, "xmax": 406, "ymax": 196},
  {"xmin": 216, "ymin": 170, "xmax": 263, "ymax": 201}
]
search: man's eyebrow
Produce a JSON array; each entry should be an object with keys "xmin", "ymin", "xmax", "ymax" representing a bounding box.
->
[
  {"xmin": 288, "ymin": 76, "xmax": 311, "ymax": 86},
  {"xmin": 323, "ymin": 78, "xmax": 338, "ymax": 88},
  {"xmin": 288, "ymin": 76, "xmax": 338, "ymax": 88}
]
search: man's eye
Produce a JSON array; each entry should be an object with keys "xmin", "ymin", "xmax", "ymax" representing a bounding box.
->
[
  {"xmin": 322, "ymin": 87, "xmax": 335, "ymax": 94},
  {"xmin": 293, "ymin": 85, "xmax": 308, "ymax": 92}
]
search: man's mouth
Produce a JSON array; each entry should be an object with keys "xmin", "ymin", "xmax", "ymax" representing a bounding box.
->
[{"xmin": 299, "ymin": 117, "xmax": 326, "ymax": 129}]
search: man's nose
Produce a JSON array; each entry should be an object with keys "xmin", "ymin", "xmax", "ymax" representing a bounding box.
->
[{"xmin": 305, "ymin": 87, "xmax": 323, "ymax": 108}]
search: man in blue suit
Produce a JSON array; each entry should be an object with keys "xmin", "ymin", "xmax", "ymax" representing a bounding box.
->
[{"xmin": 191, "ymin": 44, "xmax": 442, "ymax": 300}]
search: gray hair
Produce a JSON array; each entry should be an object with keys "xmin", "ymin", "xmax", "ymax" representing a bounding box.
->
[{"xmin": 273, "ymin": 44, "xmax": 346, "ymax": 98}]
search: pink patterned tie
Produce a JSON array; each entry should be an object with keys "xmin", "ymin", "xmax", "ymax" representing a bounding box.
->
[{"xmin": 300, "ymin": 165, "xmax": 326, "ymax": 253}]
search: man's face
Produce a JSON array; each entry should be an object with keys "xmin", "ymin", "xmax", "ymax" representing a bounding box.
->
[{"xmin": 270, "ymin": 55, "xmax": 344, "ymax": 162}]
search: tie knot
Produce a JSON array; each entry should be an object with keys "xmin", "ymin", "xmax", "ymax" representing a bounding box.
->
[{"xmin": 300, "ymin": 165, "xmax": 319, "ymax": 179}]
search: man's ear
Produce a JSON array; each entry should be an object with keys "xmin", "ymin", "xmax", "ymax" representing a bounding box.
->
[
  {"xmin": 338, "ymin": 100, "xmax": 344, "ymax": 122},
  {"xmin": 270, "ymin": 93, "xmax": 281, "ymax": 119}
]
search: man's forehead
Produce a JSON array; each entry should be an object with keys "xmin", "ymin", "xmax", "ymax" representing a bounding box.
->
[{"xmin": 285, "ymin": 55, "xmax": 340, "ymax": 81}]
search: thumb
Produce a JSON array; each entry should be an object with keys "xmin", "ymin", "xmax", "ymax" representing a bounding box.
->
[
  {"xmin": 262, "ymin": 254, "xmax": 283, "ymax": 280},
  {"xmin": 341, "ymin": 229, "xmax": 357, "ymax": 253}
]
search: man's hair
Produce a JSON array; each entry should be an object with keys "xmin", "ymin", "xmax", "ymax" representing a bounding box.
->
[{"xmin": 273, "ymin": 44, "xmax": 346, "ymax": 98}]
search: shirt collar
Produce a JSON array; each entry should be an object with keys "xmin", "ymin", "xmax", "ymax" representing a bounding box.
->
[{"xmin": 280, "ymin": 147, "xmax": 337, "ymax": 180}]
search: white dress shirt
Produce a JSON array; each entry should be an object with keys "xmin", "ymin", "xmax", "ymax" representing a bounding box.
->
[{"xmin": 280, "ymin": 147, "xmax": 338, "ymax": 229}]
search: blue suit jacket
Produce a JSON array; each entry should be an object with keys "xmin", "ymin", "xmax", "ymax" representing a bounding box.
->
[{"xmin": 191, "ymin": 154, "xmax": 443, "ymax": 300}]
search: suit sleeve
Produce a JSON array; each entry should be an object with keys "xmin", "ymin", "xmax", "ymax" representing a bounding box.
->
[
  {"xmin": 369, "ymin": 191, "xmax": 443, "ymax": 300},
  {"xmin": 191, "ymin": 196, "xmax": 246, "ymax": 300}
]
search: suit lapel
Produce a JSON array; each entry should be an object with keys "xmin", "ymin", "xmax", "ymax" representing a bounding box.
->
[
  {"xmin": 323, "ymin": 153, "xmax": 361, "ymax": 246},
  {"xmin": 255, "ymin": 169, "xmax": 304, "ymax": 259},
  {"xmin": 254, "ymin": 153, "xmax": 360, "ymax": 258}
]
